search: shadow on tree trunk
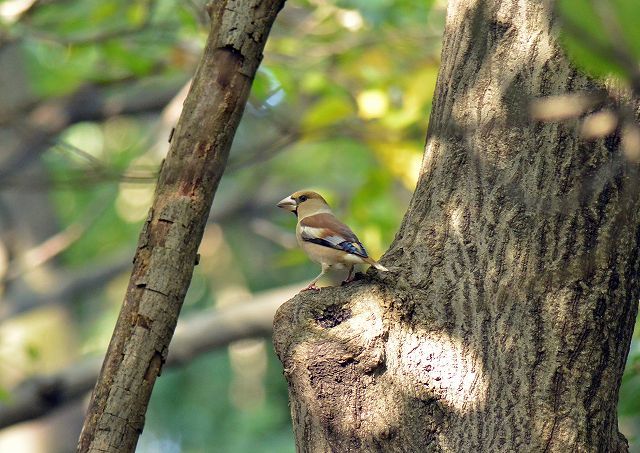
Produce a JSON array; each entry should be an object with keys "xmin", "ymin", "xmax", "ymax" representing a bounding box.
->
[{"xmin": 273, "ymin": 1, "xmax": 640, "ymax": 451}]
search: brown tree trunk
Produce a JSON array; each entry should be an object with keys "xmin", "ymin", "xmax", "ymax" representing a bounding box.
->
[
  {"xmin": 273, "ymin": 1, "xmax": 640, "ymax": 451},
  {"xmin": 76, "ymin": 1, "xmax": 285, "ymax": 452}
]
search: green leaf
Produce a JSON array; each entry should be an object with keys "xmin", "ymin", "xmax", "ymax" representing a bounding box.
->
[
  {"xmin": 0, "ymin": 386, "xmax": 10, "ymax": 403},
  {"xmin": 612, "ymin": 0, "xmax": 640, "ymax": 58},
  {"xmin": 557, "ymin": 0, "xmax": 635, "ymax": 78},
  {"xmin": 25, "ymin": 343, "xmax": 41, "ymax": 361},
  {"xmin": 301, "ymin": 95, "xmax": 354, "ymax": 130},
  {"xmin": 101, "ymin": 41, "xmax": 151, "ymax": 76},
  {"xmin": 23, "ymin": 41, "xmax": 99, "ymax": 96}
]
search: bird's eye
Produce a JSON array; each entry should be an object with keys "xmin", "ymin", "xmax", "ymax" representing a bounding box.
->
[{"xmin": 299, "ymin": 195, "xmax": 308, "ymax": 202}]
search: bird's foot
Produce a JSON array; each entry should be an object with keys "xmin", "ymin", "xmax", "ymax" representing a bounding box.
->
[
  {"xmin": 302, "ymin": 283, "xmax": 321, "ymax": 292},
  {"xmin": 341, "ymin": 277, "xmax": 355, "ymax": 286}
]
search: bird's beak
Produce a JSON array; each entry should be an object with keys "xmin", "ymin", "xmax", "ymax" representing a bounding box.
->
[{"xmin": 277, "ymin": 196, "xmax": 297, "ymax": 212}]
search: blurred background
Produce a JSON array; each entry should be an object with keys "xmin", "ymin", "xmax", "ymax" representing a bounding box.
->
[{"xmin": 0, "ymin": 0, "xmax": 639, "ymax": 452}]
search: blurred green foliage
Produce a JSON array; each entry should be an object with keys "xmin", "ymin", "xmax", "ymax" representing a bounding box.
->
[
  {"xmin": 1, "ymin": 0, "xmax": 640, "ymax": 451},
  {"xmin": 558, "ymin": 0, "xmax": 640, "ymax": 80},
  {"xmin": 1, "ymin": 0, "xmax": 443, "ymax": 450}
]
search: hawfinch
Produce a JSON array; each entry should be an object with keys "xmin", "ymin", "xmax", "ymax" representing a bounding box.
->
[{"xmin": 277, "ymin": 190, "xmax": 388, "ymax": 291}]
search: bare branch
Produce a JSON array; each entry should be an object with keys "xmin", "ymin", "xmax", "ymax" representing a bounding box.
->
[
  {"xmin": 0, "ymin": 253, "xmax": 132, "ymax": 321},
  {"xmin": 0, "ymin": 283, "xmax": 299, "ymax": 429},
  {"xmin": 0, "ymin": 77, "xmax": 185, "ymax": 183},
  {"xmin": 3, "ymin": 192, "xmax": 112, "ymax": 281}
]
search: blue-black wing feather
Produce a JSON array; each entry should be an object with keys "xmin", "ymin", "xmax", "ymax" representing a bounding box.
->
[{"xmin": 300, "ymin": 214, "xmax": 369, "ymax": 258}]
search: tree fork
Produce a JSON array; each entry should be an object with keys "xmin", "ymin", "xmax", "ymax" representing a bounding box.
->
[
  {"xmin": 77, "ymin": 1, "xmax": 285, "ymax": 451},
  {"xmin": 274, "ymin": 1, "xmax": 640, "ymax": 451}
]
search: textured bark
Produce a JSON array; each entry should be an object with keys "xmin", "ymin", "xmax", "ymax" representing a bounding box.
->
[
  {"xmin": 273, "ymin": 1, "xmax": 640, "ymax": 452},
  {"xmin": 76, "ymin": 1, "xmax": 285, "ymax": 452}
]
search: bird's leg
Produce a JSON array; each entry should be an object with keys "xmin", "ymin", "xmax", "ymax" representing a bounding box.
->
[
  {"xmin": 303, "ymin": 264, "xmax": 329, "ymax": 291},
  {"xmin": 341, "ymin": 265, "xmax": 355, "ymax": 285}
]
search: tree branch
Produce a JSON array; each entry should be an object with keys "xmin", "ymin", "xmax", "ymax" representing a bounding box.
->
[
  {"xmin": 3, "ymin": 191, "xmax": 112, "ymax": 282},
  {"xmin": 76, "ymin": 1, "xmax": 286, "ymax": 451},
  {"xmin": 0, "ymin": 283, "xmax": 299, "ymax": 429},
  {"xmin": 0, "ymin": 253, "xmax": 132, "ymax": 321},
  {"xmin": 0, "ymin": 77, "xmax": 185, "ymax": 183}
]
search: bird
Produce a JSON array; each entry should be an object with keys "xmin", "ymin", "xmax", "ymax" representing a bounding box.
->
[{"xmin": 277, "ymin": 190, "xmax": 388, "ymax": 291}]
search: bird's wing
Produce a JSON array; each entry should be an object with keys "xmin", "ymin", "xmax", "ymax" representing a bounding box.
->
[{"xmin": 299, "ymin": 213, "xmax": 369, "ymax": 258}]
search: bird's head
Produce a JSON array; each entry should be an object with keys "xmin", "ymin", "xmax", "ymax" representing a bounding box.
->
[{"xmin": 277, "ymin": 190, "xmax": 331, "ymax": 218}]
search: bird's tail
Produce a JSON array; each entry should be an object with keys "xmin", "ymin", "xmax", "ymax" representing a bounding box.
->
[{"xmin": 365, "ymin": 257, "xmax": 388, "ymax": 272}]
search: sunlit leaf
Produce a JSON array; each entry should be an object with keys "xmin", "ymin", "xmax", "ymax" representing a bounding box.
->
[
  {"xmin": 357, "ymin": 89, "xmax": 389, "ymax": 119},
  {"xmin": 372, "ymin": 141, "xmax": 422, "ymax": 190}
]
